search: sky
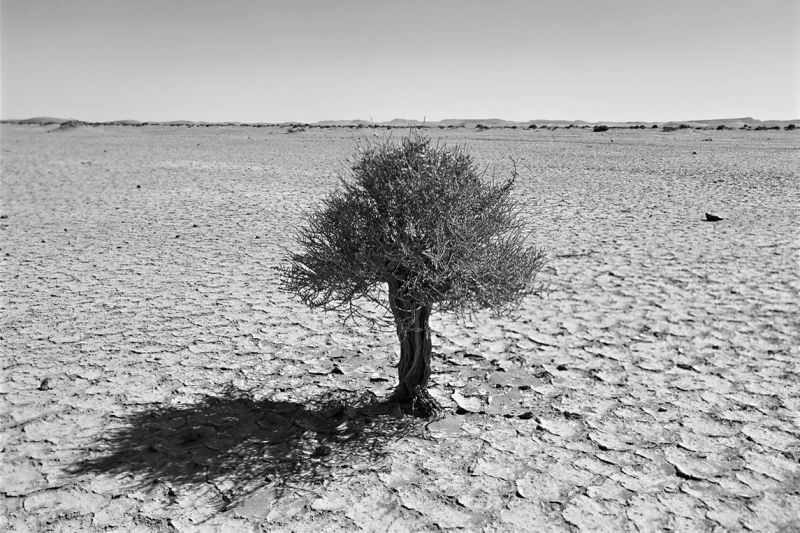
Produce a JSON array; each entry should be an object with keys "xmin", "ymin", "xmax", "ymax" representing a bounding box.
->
[{"xmin": 1, "ymin": 0, "xmax": 798, "ymax": 123}]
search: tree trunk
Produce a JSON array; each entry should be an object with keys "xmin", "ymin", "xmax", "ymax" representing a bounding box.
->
[{"xmin": 387, "ymin": 280, "xmax": 437, "ymax": 415}]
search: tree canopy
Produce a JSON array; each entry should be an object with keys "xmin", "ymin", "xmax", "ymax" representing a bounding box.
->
[{"xmin": 280, "ymin": 132, "xmax": 546, "ymax": 330}]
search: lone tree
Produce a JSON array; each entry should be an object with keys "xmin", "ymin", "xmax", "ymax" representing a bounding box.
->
[{"xmin": 280, "ymin": 133, "xmax": 546, "ymax": 415}]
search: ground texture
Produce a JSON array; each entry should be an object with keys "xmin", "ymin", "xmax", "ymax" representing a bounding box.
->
[{"xmin": 1, "ymin": 125, "xmax": 798, "ymax": 532}]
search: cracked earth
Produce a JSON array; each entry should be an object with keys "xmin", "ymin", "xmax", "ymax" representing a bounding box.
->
[{"xmin": 1, "ymin": 125, "xmax": 798, "ymax": 531}]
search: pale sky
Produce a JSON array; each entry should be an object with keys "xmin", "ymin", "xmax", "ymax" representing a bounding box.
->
[{"xmin": 1, "ymin": 0, "xmax": 798, "ymax": 122}]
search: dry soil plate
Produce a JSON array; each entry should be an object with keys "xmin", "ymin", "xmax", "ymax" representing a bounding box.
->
[{"xmin": 1, "ymin": 125, "xmax": 798, "ymax": 531}]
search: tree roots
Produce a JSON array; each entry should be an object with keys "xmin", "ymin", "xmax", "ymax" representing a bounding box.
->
[{"xmin": 390, "ymin": 386, "xmax": 443, "ymax": 418}]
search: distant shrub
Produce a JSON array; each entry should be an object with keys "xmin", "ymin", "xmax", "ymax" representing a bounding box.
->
[
  {"xmin": 716, "ymin": 125, "xmax": 727, "ymax": 130},
  {"xmin": 55, "ymin": 120, "xmax": 86, "ymax": 131},
  {"xmin": 651, "ymin": 124, "xmax": 658, "ymax": 128},
  {"xmin": 662, "ymin": 126, "xmax": 676, "ymax": 132},
  {"xmin": 475, "ymin": 124, "xmax": 489, "ymax": 130},
  {"xmin": 678, "ymin": 124, "xmax": 690, "ymax": 129},
  {"xmin": 527, "ymin": 124, "xmax": 538, "ymax": 130},
  {"xmin": 786, "ymin": 124, "xmax": 796, "ymax": 130},
  {"xmin": 286, "ymin": 126, "xmax": 305, "ymax": 134},
  {"xmin": 593, "ymin": 125, "xmax": 609, "ymax": 132}
]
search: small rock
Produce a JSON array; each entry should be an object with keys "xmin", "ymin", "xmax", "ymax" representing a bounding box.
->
[
  {"xmin": 704, "ymin": 213, "xmax": 723, "ymax": 222},
  {"xmin": 452, "ymin": 391, "xmax": 482, "ymax": 413},
  {"xmin": 38, "ymin": 378, "xmax": 53, "ymax": 391}
]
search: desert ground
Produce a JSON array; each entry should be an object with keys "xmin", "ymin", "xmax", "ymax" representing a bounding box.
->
[{"xmin": 1, "ymin": 124, "xmax": 798, "ymax": 532}]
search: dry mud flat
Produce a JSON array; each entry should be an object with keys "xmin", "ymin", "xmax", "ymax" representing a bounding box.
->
[{"xmin": 1, "ymin": 125, "xmax": 798, "ymax": 532}]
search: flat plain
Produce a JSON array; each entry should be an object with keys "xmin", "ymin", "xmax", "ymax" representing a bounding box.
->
[{"xmin": 1, "ymin": 124, "xmax": 798, "ymax": 532}]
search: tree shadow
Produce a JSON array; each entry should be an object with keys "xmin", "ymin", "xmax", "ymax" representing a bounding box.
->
[{"xmin": 68, "ymin": 386, "xmax": 422, "ymax": 509}]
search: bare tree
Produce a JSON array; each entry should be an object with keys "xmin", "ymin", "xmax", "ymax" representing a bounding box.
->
[{"xmin": 280, "ymin": 133, "xmax": 546, "ymax": 416}]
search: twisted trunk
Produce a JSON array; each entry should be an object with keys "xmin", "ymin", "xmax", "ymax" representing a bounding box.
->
[{"xmin": 387, "ymin": 279, "xmax": 437, "ymax": 415}]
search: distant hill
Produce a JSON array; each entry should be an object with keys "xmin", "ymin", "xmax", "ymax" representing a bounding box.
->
[
  {"xmin": 11, "ymin": 116, "xmax": 75, "ymax": 125},
  {"xmin": 2, "ymin": 116, "xmax": 798, "ymax": 129},
  {"xmin": 107, "ymin": 119, "xmax": 142, "ymax": 126},
  {"xmin": 386, "ymin": 118, "xmax": 425, "ymax": 126},
  {"xmin": 683, "ymin": 117, "xmax": 756, "ymax": 127}
]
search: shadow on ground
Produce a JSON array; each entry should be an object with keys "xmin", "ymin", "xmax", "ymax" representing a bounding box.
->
[{"xmin": 69, "ymin": 386, "xmax": 422, "ymax": 508}]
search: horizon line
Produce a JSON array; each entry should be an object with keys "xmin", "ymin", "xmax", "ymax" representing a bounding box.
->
[{"xmin": 3, "ymin": 115, "xmax": 799, "ymax": 125}]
